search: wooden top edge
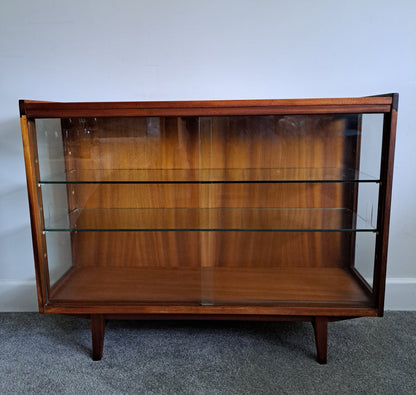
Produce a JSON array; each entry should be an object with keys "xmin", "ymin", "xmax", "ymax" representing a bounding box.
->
[
  {"xmin": 20, "ymin": 96, "xmax": 394, "ymax": 108},
  {"xmin": 19, "ymin": 99, "xmax": 57, "ymax": 116},
  {"xmin": 19, "ymin": 100, "xmax": 25, "ymax": 116},
  {"xmin": 19, "ymin": 94, "xmax": 396, "ymax": 118},
  {"xmin": 392, "ymin": 93, "xmax": 399, "ymax": 111}
]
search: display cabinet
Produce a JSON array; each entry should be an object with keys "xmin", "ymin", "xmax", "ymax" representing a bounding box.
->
[{"xmin": 20, "ymin": 94, "xmax": 398, "ymax": 363}]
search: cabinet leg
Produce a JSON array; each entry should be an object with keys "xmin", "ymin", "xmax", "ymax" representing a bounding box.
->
[
  {"xmin": 91, "ymin": 314, "xmax": 105, "ymax": 361},
  {"xmin": 312, "ymin": 317, "xmax": 328, "ymax": 364}
]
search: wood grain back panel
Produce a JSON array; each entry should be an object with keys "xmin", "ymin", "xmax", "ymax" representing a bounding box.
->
[
  {"xmin": 211, "ymin": 232, "xmax": 350, "ymax": 268},
  {"xmin": 62, "ymin": 116, "xmax": 200, "ymax": 171},
  {"xmin": 72, "ymin": 231, "xmax": 201, "ymax": 268},
  {"xmin": 60, "ymin": 114, "xmax": 359, "ymax": 271},
  {"xmin": 204, "ymin": 115, "xmax": 359, "ymax": 270},
  {"xmin": 70, "ymin": 184, "xmax": 202, "ymax": 209}
]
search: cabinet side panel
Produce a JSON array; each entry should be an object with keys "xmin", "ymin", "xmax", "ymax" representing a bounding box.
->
[
  {"xmin": 21, "ymin": 117, "xmax": 47, "ymax": 310},
  {"xmin": 341, "ymin": 115, "xmax": 361, "ymax": 271},
  {"xmin": 34, "ymin": 119, "xmax": 73, "ymax": 286},
  {"xmin": 374, "ymin": 96, "xmax": 398, "ymax": 314},
  {"xmin": 61, "ymin": 119, "xmax": 79, "ymax": 285}
]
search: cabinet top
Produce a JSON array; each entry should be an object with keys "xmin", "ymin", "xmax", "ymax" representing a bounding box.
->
[{"xmin": 19, "ymin": 94, "xmax": 397, "ymax": 118}]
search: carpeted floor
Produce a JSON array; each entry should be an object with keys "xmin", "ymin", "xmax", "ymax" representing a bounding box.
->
[{"xmin": 0, "ymin": 312, "xmax": 415, "ymax": 394}]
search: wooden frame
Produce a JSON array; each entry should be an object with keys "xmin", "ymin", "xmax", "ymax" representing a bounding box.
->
[
  {"xmin": 20, "ymin": 97, "xmax": 392, "ymax": 118},
  {"xmin": 20, "ymin": 94, "xmax": 398, "ymax": 363}
]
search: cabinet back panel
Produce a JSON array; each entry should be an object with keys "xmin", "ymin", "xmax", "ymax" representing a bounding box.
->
[
  {"xmin": 60, "ymin": 114, "xmax": 358, "ymax": 272},
  {"xmin": 61, "ymin": 115, "xmax": 358, "ymax": 171},
  {"xmin": 71, "ymin": 184, "xmax": 202, "ymax": 209},
  {"xmin": 70, "ymin": 232, "xmax": 349, "ymax": 269},
  {"xmin": 203, "ymin": 115, "xmax": 356, "ymax": 169},
  {"xmin": 62, "ymin": 117, "xmax": 200, "ymax": 171},
  {"xmin": 68, "ymin": 183, "xmax": 346, "ymax": 209},
  {"xmin": 72, "ymin": 232, "xmax": 201, "ymax": 268},
  {"xmin": 211, "ymin": 232, "xmax": 349, "ymax": 268}
]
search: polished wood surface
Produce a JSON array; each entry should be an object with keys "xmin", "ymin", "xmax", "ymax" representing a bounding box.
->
[
  {"xmin": 313, "ymin": 317, "xmax": 328, "ymax": 364},
  {"xmin": 60, "ymin": 115, "xmax": 359, "ymax": 172},
  {"xmin": 210, "ymin": 232, "xmax": 351, "ymax": 268},
  {"xmin": 59, "ymin": 116, "xmax": 357, "ymax": 195},
  {"xmin": 65, "ymin": 231, "xmax": 352, "ymax": 269},
  {"xmin": 49, "ymin": 266, "xmax": 370, "ymax": 305},
  {"xmin": 58, "ymin": 182, "xmax": 355, "ymax": 209},
  {"xmin": 20, "ymin": 117, "xmax": 46, "ymax": 311},
  {"xmin": 206, "ymin": 115, "xmax": 348, "ymax": 169},
  {"xmin": 66, "ymin": 232, "xmax": 351, "ymax": 269},
  {"xmin": 72, "ymin": 232, "xmax": 201, "ymax": 268},
  {"xmin": 374, "ymin": 93, "xmax": 398, "ymax": 315},
  {"xmin": 91, "ymin": 314, "xmax": 105, "ymax": 361},
  {"xmin": 44, "ymin": 304, "xmax": 378, "ymax": 317},
  {"xmin": 20, "ymin": 97, "xmax": 392, "ymax": 118},
  {"xmin": 28, "ymin": 104, "xmax": 391, "ymax": 118},
  {"xmin": 62, "ymin": 117, "xmax": 199, "ymax": 171}
]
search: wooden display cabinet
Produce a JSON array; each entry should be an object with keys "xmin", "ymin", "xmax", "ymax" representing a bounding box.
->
[{"xmin": 20, "ymin": 95, "xmax": 398, "ymax": 363}]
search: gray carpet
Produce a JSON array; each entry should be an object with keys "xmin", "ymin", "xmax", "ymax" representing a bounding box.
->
[{"xmin": 0, "ymin": 312, "xmax": 415, "ymax": 394}]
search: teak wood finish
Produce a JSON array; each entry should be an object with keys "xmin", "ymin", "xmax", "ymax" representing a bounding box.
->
[{"xmin": 20, "ymin": 95, "xmax": 398, "ymax": 363}]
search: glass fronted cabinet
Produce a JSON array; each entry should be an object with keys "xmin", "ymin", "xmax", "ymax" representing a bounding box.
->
[{"xmin": 20, "ymin": 95, "xmax": 398, "ymax": 363}]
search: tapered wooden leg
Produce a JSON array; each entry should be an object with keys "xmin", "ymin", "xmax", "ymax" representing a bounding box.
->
[
  {"xmin": 91, "ymin": 314, "xmax": 105, "ymax": 361},
  {"xmin": 312, "ymin": 317, "xmax": 328, "ymax": 364}
]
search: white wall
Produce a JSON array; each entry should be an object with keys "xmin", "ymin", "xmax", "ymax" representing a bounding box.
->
[{"xmin": 0, "ymin": 0, "xmax": 415, "ymax": 311}]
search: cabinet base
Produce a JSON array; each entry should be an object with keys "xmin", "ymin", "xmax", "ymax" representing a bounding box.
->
[{"xmin": 89, "ymin": 314, "xmax": 332, "ymax": 363}]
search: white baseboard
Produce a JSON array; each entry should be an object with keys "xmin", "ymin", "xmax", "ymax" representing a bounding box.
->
[
  {"xmin": 384, "ymin": 277, "xmax": 416, "ymax": 310},
  {"xmin": 0, "ymin": 278, "xmax": 415, "ymax": 312},
  {"xmin": 0, "ymin": 280, "xmax": 38, "ymax": 312}
]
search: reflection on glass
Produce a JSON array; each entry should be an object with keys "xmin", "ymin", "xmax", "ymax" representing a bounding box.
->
[
  {"xmin": 47, "ymin": 231, "xmax": 202, "ymax": 303},
  {"xmin": 43, "ymin": 207, "xmax": 376, "ymax": 232},
  {"xmin": 39, "ymin": 168, "xmax": 379, "ymax": 183},
  {"xmin": 35, "ymin": 113, "xmax": 383, "ymax": 305},
  {"xmin": 45, "ymin": 232, "xmax": 72, "ymax": 287},
  {"xmin": 354, "ymin": 232, "xmax": 376, "ymax": 288}
]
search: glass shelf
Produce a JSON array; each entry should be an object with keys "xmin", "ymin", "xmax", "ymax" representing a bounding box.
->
[
  {"xmin": 39, "ymin": 168, "xmax": 379, "ymax": 184},
  {"xmin": 44, "ymin": 207, "xmax": 376, "ymax": 232}
]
